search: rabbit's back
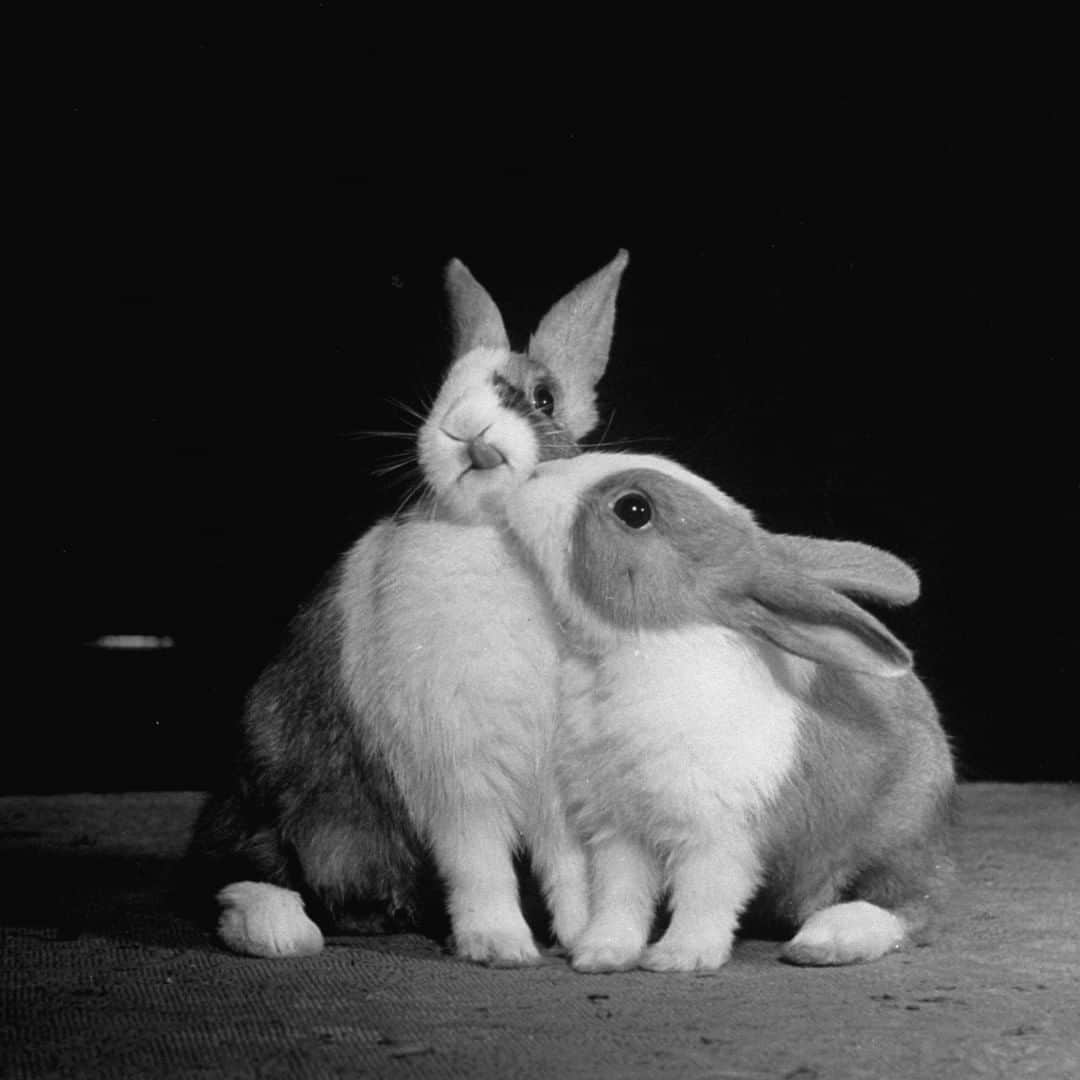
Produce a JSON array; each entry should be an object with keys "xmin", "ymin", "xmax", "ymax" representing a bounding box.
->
[
  {"xmin": 194, "ymin": 554, "xmax": 431, "ymax": 929},
  {"xmin": 756, "ymin": 667, "xmax": 955, "ymax": 932}
]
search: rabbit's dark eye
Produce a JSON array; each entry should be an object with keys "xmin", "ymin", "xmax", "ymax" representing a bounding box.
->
[
  {"xmin": 532, "ymin": 383, "xmax": 556, "ymax": 416},
  {"xmin": 612, "ymin": 491, "xmax": 653, "ymax": 530}
]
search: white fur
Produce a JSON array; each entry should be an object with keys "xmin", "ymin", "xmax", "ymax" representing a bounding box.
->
[
  {"xmin": 217, "ymin": 882, "xmax": 324, "ymax": 958},
  {"xmin": 781, "ymin": 901, "xmax": 907, "ymax": 965},
  {"xmin": 558, "ymin": 628, "xmax": 804, "ymax": 972},
  {"xmin": 338, "ymin": 517, "xmax": 587, "ymax": 963},
  {"xmin": 417, "ymin": 347, "xmax": 540, "ymax": 524},
  {"xmin": 562, "ymin": 629, "xmax": 802, "ymax": 844}
]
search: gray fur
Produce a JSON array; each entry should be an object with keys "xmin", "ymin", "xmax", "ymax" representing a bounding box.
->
[
  {"xmin": 738, "ymin": 576, "xmax": 914, "ymax": 677},
  {"xmin": 752, "ymin": 667, "xmax": 954, "ymax": 945},
  {"xmin": 445, "ymin": 259, "xmax": 510, "ymax": 356},
  {"xmin": 569, "ymin": 468, "xmax": 916, "ymax": 676},
  {"xmin": 528, "ymin": 250, "xmax": 629, "ymax": 438},
  {"xmin": 570, "ymin": 468, "xmax": 760, "ymax": 630},
  {"xmin": 769, "ymin": 535, "xmax": 921, "ymax": 605},
  {"xmin": 189, "ymin": 569, "xmax": 440, "ymax": 933}
]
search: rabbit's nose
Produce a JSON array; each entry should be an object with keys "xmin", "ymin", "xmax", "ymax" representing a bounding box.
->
[{"xmin": 467, "ymin": 436, "xmax": 506, "ymax": 470}]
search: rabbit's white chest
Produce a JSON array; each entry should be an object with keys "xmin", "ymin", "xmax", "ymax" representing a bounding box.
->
[
  {"xmin": 340, "ymin": 519, "xmax": 559, "ymax": 826},
  {"xmin": 379, "ymin": 522, "xmax": 557, "ymax": 704},
  {"xmin": 561, "ymin": 627, "xmax": 805, "ymax": 845}
]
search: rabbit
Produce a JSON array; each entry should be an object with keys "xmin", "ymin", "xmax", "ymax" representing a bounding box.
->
[
  {"xmin": 501, "ymin": 451, "xmax": 955, "ymax": 972},
  {"xmin": 192, "ymin": 250, "xmax": 630, "ymax": 964}
]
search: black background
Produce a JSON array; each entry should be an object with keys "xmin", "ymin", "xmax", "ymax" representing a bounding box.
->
[{"xmin": 25, "ymin": 16, "xmax": 1073, "ymax": 792}]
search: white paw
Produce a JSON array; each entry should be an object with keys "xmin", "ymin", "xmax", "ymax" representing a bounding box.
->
[
  {"xmin": 453, "ymin": 928, "xmax": 541, "ymax": 967},
  {"xmin": 640, "ymin": 935, "xmax": 733, "ymax": 973},
  {"xmin": 571, "ymin": 931, "xmax": 645, "ymax": 973},
  {"xmin": 551, "ymin": 897, "xmax": 591, "ymax": 952},
  {"xmin": 782, "ymin": 901, "xmax": 906, "ymax": 966},
  {"xmin": 217, "ymin": 882, "xmax": 324, "ymax": 959}
]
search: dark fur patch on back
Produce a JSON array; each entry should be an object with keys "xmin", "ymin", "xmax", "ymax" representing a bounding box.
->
[
  {"xmin": 749, "ymin": 667, "xmax": 955, "ymax": 935},
  {"xmin": 187, "ymin": 556, "xmax": 447, "ymax": 936}
]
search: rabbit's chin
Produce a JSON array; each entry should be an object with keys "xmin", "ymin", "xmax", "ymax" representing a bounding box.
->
[{"xmin": 435, "ymin": 465, "xmax": 523, "ymax": 524}]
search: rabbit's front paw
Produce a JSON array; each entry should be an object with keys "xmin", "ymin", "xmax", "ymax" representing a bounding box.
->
[
  {"xmin": 217, "ymin": 882, "xmax": 324, "ymax": 959},
  {"xmin": 551, "ymin": 896, "xmax": 590, "ymax": 952},
  {"xmin": 571, "ymin": 931, "xmax": 644, "ymax": 973},
  {"xmin": 453, "ymin": 928, "xmax": 541, "ymax": 967},
  {"xmin": 640, "ymin": 936, "xmax": 732, "ymax": 973}
]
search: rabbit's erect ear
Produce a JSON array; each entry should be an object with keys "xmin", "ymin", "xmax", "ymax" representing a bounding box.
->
[
  {"xmin": 769, "ymin": 535, "xmax": 921, "ymax": 606},
  {"xmin": 732, "ymin": 569, "xmax": 914, "ymax": 678},
  {"xmin": 528, "ymin": 249, "xmax": 629, "ymax": 438},
  {"xmin": 445, "ymin": 259, "xmax": 510, "ymax": 357}
]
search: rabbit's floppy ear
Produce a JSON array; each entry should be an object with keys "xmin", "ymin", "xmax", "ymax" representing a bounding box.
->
[
  {"xmin": 528, "ymin": 250, "xmax": 629, "ymax": 438},
  {"xmin": 769, "ymin": 535, "xmax": 921, "ymax": 606},
  {"xmin": 445, "ymin": 259, "xmax": 511, "ymax": 358},
  {"xmin": 729, "ymin": 564, "xmax": 914, "ymax": 679}
]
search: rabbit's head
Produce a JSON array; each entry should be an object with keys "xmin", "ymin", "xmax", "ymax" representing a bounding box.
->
[
  {"xmin": 417, "ymin": 252, "xmax": 628, "ymax": 523},
  {"xmin": 506, "ymin": 452, "xmax": 920, "ymax": 677}
]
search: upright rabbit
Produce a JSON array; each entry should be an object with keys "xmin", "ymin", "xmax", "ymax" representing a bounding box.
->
[
  {"xmin": 194, "ymin": 251, "xmax": 629, "ymax": 964},
  {"xmin": 503, "ymin": 452, "xmax": 955, "ymax": 972}
]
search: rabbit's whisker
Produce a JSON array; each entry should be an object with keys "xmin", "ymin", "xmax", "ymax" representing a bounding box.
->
[
  {"xmin": 371, "ymin": 459, "xmax": 419, "ymax": 478},
  {"xmin": 344, "ymin": 429, "xmax": 419, "ymax": 442},
  {"xmin": 388, "ymin": 397, "xmax": 431, "ymax": 427}
]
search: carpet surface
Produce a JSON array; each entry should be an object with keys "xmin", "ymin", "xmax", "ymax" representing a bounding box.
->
[{"xmin": 1, "ymin": 784, "xmax": 1077, "ymax": 1079}]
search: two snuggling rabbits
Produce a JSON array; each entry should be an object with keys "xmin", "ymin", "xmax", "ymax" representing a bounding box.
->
[{"xmin": 193, "ymin": 252, "xmax": 954, "ymax": 972}]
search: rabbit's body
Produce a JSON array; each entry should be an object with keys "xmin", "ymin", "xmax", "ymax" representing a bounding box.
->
[
  {"xmin": 505, "ymin": 452, "xmax": 955, "ymax": 972},
  {"xmin": 195, "ymin": 253, "xmax": 628, "ymax": 964}
]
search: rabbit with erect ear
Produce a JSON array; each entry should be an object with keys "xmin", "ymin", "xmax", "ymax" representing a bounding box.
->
[
  {"xmin": 503, "ymin": 452, "xmax": 955, "ymax": 972},
  {"xmin": 192, "ymin": 252, "xmax": 629, "ymax": 964}
]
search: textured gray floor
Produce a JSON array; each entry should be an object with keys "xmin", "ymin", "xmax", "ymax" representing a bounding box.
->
[{"xmin": 1, "ymin": 785, "xmax": 1078, "ymax": 1079}]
